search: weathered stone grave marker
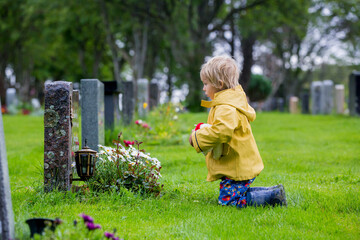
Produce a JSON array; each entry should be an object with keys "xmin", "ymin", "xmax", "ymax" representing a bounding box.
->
[
  {"xmin": 335, "ymin": 84, "xmax": 345, "ymax": 114},
  {"xmin": 5, "ymin": 88, "xmax": 17, "ymax": 108},
  {"xmin": 0, "ymin": 100, "xmax": 15, "ymax": 240},
  {"xmin": 137, "ymin": 79, "xmax": 149, "ymax": 118},
  {"xmin": 311, "ymin": 81, "xmax": 322, "ymax": 115},
  {"xmin": 289, "ymin": 96, "xmax": 299, "ymax": 114},
  {"xmin": 349, "ymin": 71, "xmax": 360, "ymax": 116},
  {"xmin": 44, "ymin": 81, "xmax": 73, "ymax": 192},
  {"xmin": 300, "ymin": 91, "xmax": 309, "ymax": 114},
  {"xmin": 81, "ymin": 79, "xmax": 104, "ymax": 151},
  {"xmin": 320, "ymin": 80, "xmax": 334, "ymax": 114}
]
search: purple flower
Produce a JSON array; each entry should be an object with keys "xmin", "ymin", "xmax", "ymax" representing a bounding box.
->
[
  {"xmin": 86, "ymin": 222, "xmax": 101, "ymax": 230},
  {"xmin": 79, "ymin": 213, "xmax": 94, "ymax": 223},
  {"xmin": 104, "ymin": 232, "xmax": 115, "ymax": 238}
]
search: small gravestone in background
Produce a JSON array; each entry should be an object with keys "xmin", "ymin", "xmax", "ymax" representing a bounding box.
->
[
  {"xmin": 149, "ymin": 81, "xmax": 159, "ymax": 110},
  {"xmin": 81, "ymin": 79, "xmax": 104, "ymax": 152},
  {"xmin": 277, "ymin": 98, "xmax": 285, "ymax": 112},
  {"xmin": 0, "ymin": 100, "xmax": 15, "ymax": 240},
  {"xmin": 102, "ymin": 81, "xmax": 121, "ymax": 129},
  {"xmin": 320, "ymin": 80, "xmax": 334, "ymax": 114},
  {"xmin": 121, "ymin": 81, "xmax": 134, "ymax": 125},
  {"xmin": 300, "ymin": 91, "xmax": 310, "ymax": 114},
  {"xmin": 137, "ymin": 79, "xmax": 149, "ymax": 117},
  {"xmin": 335, "ymin": 84, "xmax": 345, "ymax": 114},
  {"xmin": 5, "ymin": 88, "xmax": 17, "ymax": 107},
  {"xmin": 311, "ymin": 81, "xmax": 322, "ymax": 114},
  {"xmin": 71, "ymin": 90, "xmax": 80, "ymax": 172},
  {"xmin": 349, "ymin": 71, "xmax": 360, "ymax": 116},
  {"xmin": 289, "ymin": 96, "xmax": 299, "ymax": 114},
  {"xmin": 44, "ymin": 81, "xmax": 73, "ymax": 192}
]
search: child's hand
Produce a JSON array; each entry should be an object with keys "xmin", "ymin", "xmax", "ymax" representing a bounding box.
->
[{"xmin": 189, "ymin": 134, "xmax": 193, "ymax": 146}]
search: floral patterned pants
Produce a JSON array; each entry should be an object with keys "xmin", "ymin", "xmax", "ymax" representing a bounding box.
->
[{"xmin": 218, "ymin": 177, "xmax": 255, "ymax": 208}]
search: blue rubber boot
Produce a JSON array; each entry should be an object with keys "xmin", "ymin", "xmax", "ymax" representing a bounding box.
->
[
  {"xmin": 248, "ymin": 184, "xmax": 284, "ymax": 192},
  {"xmin": 246, "ymin": 185, "xmax": 287, "ymax": 207}
]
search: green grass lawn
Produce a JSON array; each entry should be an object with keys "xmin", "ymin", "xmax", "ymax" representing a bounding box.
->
[{"xmin": 3, "ymin": 112, "xmax": 360, "ymax": 239}]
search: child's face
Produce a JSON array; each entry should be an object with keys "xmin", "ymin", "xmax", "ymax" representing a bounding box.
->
[{"xmin": 202, "ymin": 78, "xmax": 220, "ymax": 100}]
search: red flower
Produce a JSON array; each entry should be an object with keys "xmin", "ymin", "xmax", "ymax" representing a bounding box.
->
[
  {"xmin": 123, "ymin": 140, "xmax": 135, "ymax": 147},
  {"xmin": 142, "ymin": 123, "xmax": 150, "ymax": 129},
  {"xmin": 195, "ymin": 123, "xmax": 204, "ymax": 131}
]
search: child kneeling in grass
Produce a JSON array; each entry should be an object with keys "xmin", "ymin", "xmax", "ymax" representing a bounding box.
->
[{"xmin": 189, "ymin": 55, "xmax": 287, "ymax": 208}]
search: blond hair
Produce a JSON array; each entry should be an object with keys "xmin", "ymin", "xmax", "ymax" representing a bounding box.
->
[{"xmin": 200, "ymin": 55, "xmax": 240, "ymax": 90}]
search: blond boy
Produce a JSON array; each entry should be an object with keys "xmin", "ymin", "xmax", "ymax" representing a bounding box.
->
[{"xmin": 189, "ymin": 55, "xmax": 286, "ymax": 208}]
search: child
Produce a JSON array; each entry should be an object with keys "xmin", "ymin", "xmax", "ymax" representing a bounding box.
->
[{"xmin": 189, "ymin": 55, "xmax": 287, "ymax": 208}]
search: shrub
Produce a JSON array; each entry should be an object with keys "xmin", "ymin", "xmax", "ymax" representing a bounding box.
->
[
  {"xmin": 247, "ymin": 74, "xmax": 272, "ymax": 102},
  {"xmin": 88, "ymin": 134, "xmax": 163, "ymax": 196}
]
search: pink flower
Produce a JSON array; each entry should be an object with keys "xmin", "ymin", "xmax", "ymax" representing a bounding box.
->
[
  {"xmin": 142, "ymin": 123, "xmax": 150, "ymax": 129},
  {"xmin": 123, "ymin": 140, "xmax": 135, "ymax": 147}
]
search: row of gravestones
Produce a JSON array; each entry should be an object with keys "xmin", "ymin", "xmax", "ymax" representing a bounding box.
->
[
  {"xmin": 0, "ymin": 79, "xmax": 159, "ymax": 239},
  {"xmin": 44, "ymin": 79, "xmax": 159, "ymax": 192},
  {"xmin": 265, "ymin": 72, "xmax": 360, "ymax": 116}
]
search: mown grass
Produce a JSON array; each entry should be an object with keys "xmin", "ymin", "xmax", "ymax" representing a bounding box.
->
[{"xmin": 3, "ymin": 112, "xmax": 360, "ymax": 239}]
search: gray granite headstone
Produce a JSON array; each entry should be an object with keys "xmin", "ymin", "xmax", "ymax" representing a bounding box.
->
[
  {"xmin": 121, "ymin": 81, "xmax": 134, "ymax": 125},
  {"xmin": 311, "ymin": 81, "xmax": 322, "ymax": 115},
  {"xmin": 5, "ymin": 88, "xmax": 17, "ymax": 108},
  {"xmin": 149, "ymin": 81, "xmax": 159, "ymax": 110},
  {"xmin": 335, "ymin": 84, "xmax": 345, "ymax": 114},
  {"xmin": 71, "ymin": 90, "xmax": 80, "ymax": 175},
  {"xmin": 137, "ymin": 79, "xmax": 149, "ymax": 117},
  {"xmin": 0, "ymin": 100, "xmax": 15, "ymax": 240},
  {"xmin": 277, "ymin": 98, "xmax": 284, "ymax": 112},
  {"xmin": 44, "ymin": 81, "xmax": 73, "ymax": 192},
  {"xmin": 81, "ymin": 79, "xmax": 104, "ymax": 151},
  {"xmin": 320, "ymin": 80, "xmax": 334, "ymax": 114},
  {"xmin": 103, "ymin": 81, "xmax": 121, "ymax": 130},
  {"xmin": 349, "ymin": 71, "xmax": 360, "ymax": 116}
]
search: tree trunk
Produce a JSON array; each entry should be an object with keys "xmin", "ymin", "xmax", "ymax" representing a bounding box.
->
[
  {"xmin": 99, "ymin": 0, "xmax": 121, "ymax": 83},
  {"xmin": 239, "ymin": 34, "xmax": 256, "ymax": 92}
]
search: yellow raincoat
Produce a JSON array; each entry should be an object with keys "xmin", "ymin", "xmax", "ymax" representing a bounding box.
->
[{"xmin": 191, "ymin": 85, "xmax": 264, "ymax": 181}]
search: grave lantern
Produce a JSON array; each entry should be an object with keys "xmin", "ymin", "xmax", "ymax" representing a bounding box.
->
[{"xmin": 73, "ymin": 139, "xmax": 97, "ymax": 181}]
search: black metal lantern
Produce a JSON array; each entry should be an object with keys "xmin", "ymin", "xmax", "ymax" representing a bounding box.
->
[{"xmin": 73, "ymin": 139, "xmax": 97, "ymax": 181}]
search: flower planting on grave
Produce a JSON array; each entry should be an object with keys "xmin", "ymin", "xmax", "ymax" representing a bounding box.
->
[{"xmin": 87, "ymin": 133, "xmax": 163, "ymax": 196}]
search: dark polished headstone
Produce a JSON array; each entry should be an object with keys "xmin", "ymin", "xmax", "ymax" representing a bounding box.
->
[
  {"xmin": 0, "ymin": 100, "xmax": 15, "ymax": 240},
  {"xmin": 121, "ymin": 81, "xmax": 134, "ymax": 125},
  {"xmin": 300, "ymin": 92, "xmax": 310, "ymax": 114},
  {"xmin": 149, "ymin": 82, "xmax": 159, "ymax": 110},
  {"xmin": 102, "ymin": 81, "xmax": 121, "ymax": 129},
  {"xmin": 349, "ymin": 71, "xmax": 360, "ymax": 116},
  {"xmin": 311, "ymin": 81, "xmax": 322, "ymax": 115},
  {"xmin": 44, "ymin": 81, "xmax": 73, "ymax": 192}
]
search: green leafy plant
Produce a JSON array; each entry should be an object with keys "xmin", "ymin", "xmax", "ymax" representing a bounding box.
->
[
  {"xmin": 88, "ymin": 133, "xmax": 163, "ymax": 196},
  {"xmin": 247, "ymin": 74, "xmax": 272, "ymax": 102}
]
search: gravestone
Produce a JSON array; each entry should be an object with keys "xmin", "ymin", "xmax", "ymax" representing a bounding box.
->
[
  {"xmin": 121, "ymin": 81, "xmax": 134, "ymax": 125},
  {"xmin": 0, "ymin": 101, "xmax": 15, "ymax": 240},
  {"xmin": 300, "ymin": 91, "xmax": 310, "ymax": 114},
  {"xmin": 289, "ymin": 96, "xmax": 299, "ymax": 114},
  {"xmin": 277, "ymin": 98, "xmax": 285, "ymax": 112},
  {"xmin": 71, "ymin": 90, "xmax": 80, "ymax": 174},
  {"xmin": 103, "ymin": 81, "xmax": 121, "ymax": 129},
  {"xmin": 137, "ymin": 79, "xmax": 149, "ymax": 117},
  {"xmin": 320, "ymin": 80, "xmax": 334, "ymax": 114},
  {"xmin": 311, "ymin": 81, "xmax": 322, "ymax": 114},
  {"xmin": 149, "ymin": 81, "xmax": 159, "ymax": 110},
  {"xmin": 5, "ymin": 88, "xmax": 17, "ymax": 107},
  {"xmin": 335, "ymin": 84, "xmax": 345, "ymax": 114},
  {"xmin": 81, "ymin": 79, "xmax": 104, "ymax": 151},
  {"xmin": 349, "ymin": 71, "xmax": 360, "ymax": 116},
  {"xmin": 44, "ymin": 81, "xmax": 73, "ymax": 192}
]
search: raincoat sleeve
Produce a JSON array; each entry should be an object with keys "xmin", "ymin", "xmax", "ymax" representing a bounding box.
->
[{"xmin": 191, "ymin": 105, "xmax": 238, "ymax": 153}]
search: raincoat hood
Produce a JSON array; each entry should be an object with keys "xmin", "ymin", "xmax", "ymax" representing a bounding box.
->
[{"xmin": 200, "ymin": 85, "xmax": 256, "ymax": 122}]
